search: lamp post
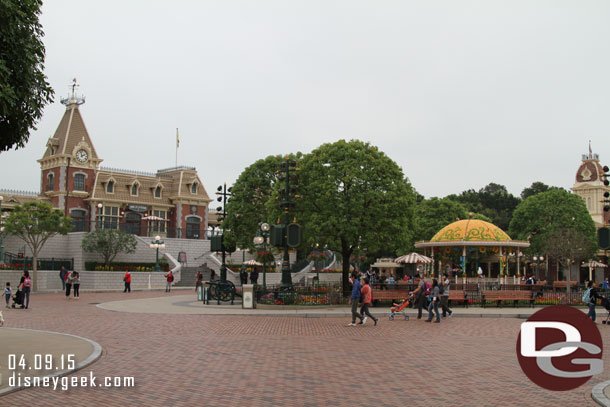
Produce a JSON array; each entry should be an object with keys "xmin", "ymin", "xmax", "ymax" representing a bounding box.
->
[
  {"xmin": 150, "ymin": 235, "xmax": 165, "ymax": 271},
  {"xmin": 0, "ymin": 195, "xmax": 4, "ymax": 264},
  {"xmin": 97, "ymin": 203, "xmax": 103, "ymax": 230},
  {"xmin": 533, "ymin": 255, "xmax": 544, "ymax": 281},
  {"xmin": 253, "ymin": 223, "xmax": 270, "ymax": 289}
]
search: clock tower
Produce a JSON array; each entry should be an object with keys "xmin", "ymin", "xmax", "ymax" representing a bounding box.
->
[
  {"xmin": 572, "ymin": 143, "xmax": 610, "ymax": 228},
  {"xmin": 37, "ymin": 79, "xmax": 102, "ymax": 215}
]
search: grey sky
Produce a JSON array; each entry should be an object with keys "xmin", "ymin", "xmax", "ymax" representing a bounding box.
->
[{"xmin": 1, "ymin": 0, "xmax": 609, "ymax": 199}]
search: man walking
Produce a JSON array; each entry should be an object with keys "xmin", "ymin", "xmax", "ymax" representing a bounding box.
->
[
  {"xmin": 359, "ymin": 277, "xmax": 378, "ymax": 326},
  {"xmin": 440, "ymin": 273, "xmax": 453, "ymax": 318},
  {"xmin": 59, "ymin": 266, "xmax": 67, "ymax": 291},
  {"xmin": 347, "ymin": 272, "xmax": 364, "ymax": 326},
  {"xmin": 410, "ymin": 274, "xmax": 427, "ymax": 319}
]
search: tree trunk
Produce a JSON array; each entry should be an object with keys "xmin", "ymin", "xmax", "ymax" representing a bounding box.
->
[
  {"xmin": 341, "ymin": 239, "xmax": 352, "ymax": 297},
  {"xmin": 32, "ymin": 253, "xmax": 38, "ymax": 292}
]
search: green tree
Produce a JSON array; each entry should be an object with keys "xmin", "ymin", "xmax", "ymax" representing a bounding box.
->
[
  {"xmin": 508, "ymin": 189, "xmax": 597, "ymax": 259},
  {"xmin": 81, "ymin": 229, "xmax": 137, "ymax": 266},
  {"xmin": 0, "ymin": 0, "xmax": 54, "ymax": 151},
  {"xmin": 543, "ymin": 228, "xmax": 597, "ymax": 280},
  {"xmin": 298, "ymin": 139, "xmax": 417, "ymax": 294},
  {"xmin": 520, "ymin": 181, "xmax": 564, "ymax": 200},
  {"xmin": 414, "ymin": 197, "xmax": 468, "ymax": 242},
  {"xmin": 223, "ymin": 155, "xmax": 284, "ymax": 251},
  {"xmin": 447, "ymin": 183, "xmax": 520, "ymax": 231},
  {"xmin": 3, "ymin": 201, "xmax": 72, "ymax": 291}
]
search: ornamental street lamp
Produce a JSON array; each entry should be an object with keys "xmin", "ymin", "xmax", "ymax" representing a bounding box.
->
[
  {"xmin": 97, "ymin": 203, "xmax": 103, "ymax": 230},
  {"xmin": 0, "ymin": 195, "xmax": 4, "ymax": 264},
  {"xmin": 150, "ymin": 235, "xmax": 165, "ymax": 271},
  {"xmin": 253, "ymin": 222, "xmax": 271, "ymax": 289},
  {"xmin": 533, "ymin": 255, "xmax": 544, "ymax": 280}
]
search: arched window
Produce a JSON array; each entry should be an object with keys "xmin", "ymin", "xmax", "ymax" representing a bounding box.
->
[
  {"xmin": 74, "ymin": 174, "xmax": 85, "ymax": 191},
  {"xmin": 191, "ymin": 183, "xmax": 197, "ymax": 194},
  {"xmin": 107, "ymin": 180, "xmax": 114, "ymax": 193},
  {"xmin": 131, "ymin": 183, "xmax": 139, "ymax": 196},
  {"xmin": 186, "ymin": 216, "xmax": 201, "ymax": 239},
  {"xmin": 47, "ymin": 173, "xmax": 54, "ymax": 191},
  {"xmin": 70, "ymin": 209, "xmax": 87, "ymax": 232},
  {"xmin": 155, "ymin": 186, "xmax": 162, "ymax": 198},
  {"xmin": 587, "ymin": 197, "xmax": 592, "ymax": 210}
]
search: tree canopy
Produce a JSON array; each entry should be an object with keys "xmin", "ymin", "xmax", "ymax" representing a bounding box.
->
[
  {"xmin": 298, "ymin": 139, "xmax": 417, "ymax": 292},
  {"xmin": 3, "ymin": 201, "xmax": 72, "ymax": 290},
  {"xmin": 81, "ymin": 229, "xmax": 137, "ymax": 266},
  {"xmin": 508, "ymin": 189, "xmax": 597, "ymax": 256},
  {"xmin": 520, "ymin": 181, "xmax": 564, "ymax": 200},
  {"xmin": 413, "ymin": 197, "xmax": 468, "ymax": 242},
  {"xmin": 0, "ymin": 0, "xmax": 54, "ymax": 151}
]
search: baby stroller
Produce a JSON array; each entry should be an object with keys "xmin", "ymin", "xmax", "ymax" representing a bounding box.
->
[
  {"xmin": 389, "ymin": 293, "xmax": 414, "ymax": 321},
  {"xmin": 11, "ymin": 289, "xmax": 24, "ymax": 309},
  {"xmin": 601, "ymin": 297, "xmax": 610, "ymax": 325}
]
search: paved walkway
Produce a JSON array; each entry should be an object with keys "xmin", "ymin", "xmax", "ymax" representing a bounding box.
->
[{"xmin": 0, "ymin": 291, "xmax": 609, "ymax": 406}]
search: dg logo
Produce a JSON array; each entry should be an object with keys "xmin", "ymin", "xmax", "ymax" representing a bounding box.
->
[{"xmin": 516, "ymin": 305, "xmax": 603, "ymax": 391}]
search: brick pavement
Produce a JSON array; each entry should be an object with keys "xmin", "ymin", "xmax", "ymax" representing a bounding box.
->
[{"xmin": 0, "ymin": 291, "xmax": 608, "ymax": 407}]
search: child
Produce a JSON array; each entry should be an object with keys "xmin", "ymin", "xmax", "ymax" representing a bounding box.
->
[{"xmin": 4, "ymin": 282, "xmax": 11, "ymax": 308}]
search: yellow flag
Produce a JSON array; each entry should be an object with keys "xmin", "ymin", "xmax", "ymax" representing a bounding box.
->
[{"xmin": 176, "ymin": 128, "xmax": 180, "ymax": 148}]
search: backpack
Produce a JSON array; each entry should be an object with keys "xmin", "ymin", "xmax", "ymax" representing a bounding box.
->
[
  {"xmin": 168, "ymin": 275, "xmax": 174, "ymax": 282},
  {"xmin": 23, "ymin": 277, "xmax": 32, "ymax": 288},
  {"xmin": 582, "ymin": 288, "xmax": 592, "ymax": 304},
  {"xmin": 425, "ymin": 282, "xmax": 431, "ymax": 296}
]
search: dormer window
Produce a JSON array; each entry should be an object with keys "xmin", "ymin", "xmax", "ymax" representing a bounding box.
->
[
  {"xmin": 107, "ymin": 180, "xmax": 114, "ymax": 193},
  {"xmin": 191, "ymin": 183, "xmax": 197, "ymax": 194},
  {"xmin": 155, "ymin": 186, "xmax": 162, "ymax": 198},
  {"xmin": 131, "ymin": 182, "xmax": 139, "ymax": 196}
]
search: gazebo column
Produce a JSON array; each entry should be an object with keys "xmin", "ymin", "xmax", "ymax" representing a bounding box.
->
[
  {"xmin": 487, "ymin": 261, "xmax": 492, "ymax": 278},
  {"xmin": 461, "ymin": 246, "xmax": 467, "ymax": 284},
  {"xmin": 516, "ymin": 249, "xmax": 521, "ymax": 283}
]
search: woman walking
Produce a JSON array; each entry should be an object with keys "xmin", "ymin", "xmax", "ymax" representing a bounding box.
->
[
  {"xmin": 586, "ymin": 280, "xmax": 603, "ymax": 322},
  {"xmin": 360, "ymin": 277, "xmax": 378, "ymax": 326},
  {"xmin": 426, "ymin": 278, "xmax": 441, "ymax": 323},
  {"xmin": 72, "ymin": 272, "xmax": 80, "ymax": 299},
  {"xmin": 65, "ymin": 269, "xmax": 73, "ymax": 300}
]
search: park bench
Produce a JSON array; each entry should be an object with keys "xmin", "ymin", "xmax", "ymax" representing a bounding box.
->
[
  {"xmin": 552, "ymin": 281, "xmax": 579, "ymax": 291},
  {"xmin": 373, "ymin": 289, "xmax": 411, "ymax": 303},
  {"xmin": 448, "ymin": 290, "xmax": 468, "ymax": 307},
  {"xmin": 481, "ymin": 290, "xmax": 532, "ymax": 308}
]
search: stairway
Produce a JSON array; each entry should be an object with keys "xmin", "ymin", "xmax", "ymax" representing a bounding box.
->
[{"xmin": 174, "ymin": 264, "xmax": 213, "ymax": 287}]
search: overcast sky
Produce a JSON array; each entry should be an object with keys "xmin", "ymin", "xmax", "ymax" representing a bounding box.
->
[{"xmin": 1, "ymin": 0, "xmax": 609, "ymax": 200}]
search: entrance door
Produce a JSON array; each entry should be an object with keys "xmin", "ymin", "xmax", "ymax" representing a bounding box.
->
[
  {"xmin": 124, "ymin": 213, "xmax": 141, "ymax": 235},
  {"xmin": 186, "ymin": 216, "xmax": 201, "ymax": 239}
]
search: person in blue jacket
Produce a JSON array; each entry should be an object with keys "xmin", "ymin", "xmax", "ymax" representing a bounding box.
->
[{"xmin": 347, "ymin": 272, "xmax": 364, "ymax": 327}]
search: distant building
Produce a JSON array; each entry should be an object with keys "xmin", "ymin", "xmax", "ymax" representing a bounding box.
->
[
  {"xmin": 2, "ymin": 84, "xmax": 212, "ymax": 239},
  {"xmin": 572, "ymin": 147, "xmax": 610, "ymax": 228}
]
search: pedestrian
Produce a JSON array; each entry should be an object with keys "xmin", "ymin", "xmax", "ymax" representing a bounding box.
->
[
  {"xmin": 585, "ymin": 280, "xmax": 603, "ymax": 322},
  {"xmin": 72, "ymin": 271, "xmax": 80, "ymax": 299},
  {"xmin": 440, "ymin": 273, "xmax": 453, "ymax": 318},
  {"xmin": 59, "ymin": 266, "xmax": 67, "ymax": 291},
  {"xmin": 65, "ymin": 269, "xmax": 73, "ymax": 299},
  {"xmin": 164, "ymin": 270, "xmax": 174, "ymax": 292},
  {"xmin": 347, "ymin": 272, "xmax": 364, "ymax": 326},
  {"xmin": 410, "ymin": 274, "xmax": 427, "ymax": 319},
  {"xmin": 123, "ymin": 270, "xmax": 131, "ymax": 293},
  {"xmin": 4, "ymin": 282, "xmax": 12, "ymax": 308},
  {"xmin": 240, "ymin": 267, "xmax": 247, "ymax": 285},
  {"xmin": 603, "ymin": 277, "xmax": 609, "ymax": 290},
  {"xmin": 19, "ymin": 270, "xmax": 32, "ymax": 309},
  {"xmin": 210, "ymin": 269, "xmax": 216, "ymax": 281},
  {"xmin": 251, "ymin": 268, "xmax": 259, "ymax": 285},
  {"xmin": 359, "ymin": 277, "xmax": 378, "ymax": 326},
  {"xmin": 426, "ymin": 278, "xmax": 441, "ymax": 323},
  {"xmin": 195, "ymin": 270, "xmax": 203, "ymax": 290}
]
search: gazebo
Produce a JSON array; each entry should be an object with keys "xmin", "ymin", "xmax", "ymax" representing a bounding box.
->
[{"xmin": 414, "ymin": 216, "xmax": 530, "ymax": 280}]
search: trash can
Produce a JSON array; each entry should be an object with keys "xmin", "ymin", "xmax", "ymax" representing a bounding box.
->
[
  {"xmin": 242, "ymin": 284, "xmax": 256, "ymax": 309},
  {"xmin": 197, "ymin": 284, "xmax": 203, "ymax": 301}
]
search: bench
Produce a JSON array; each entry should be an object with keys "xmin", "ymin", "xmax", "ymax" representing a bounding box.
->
[
  {"xmin": 552, "ymin": 281, "xmax": 579, "ymax": 291},
  {"xmin": 481, "ymin": 290, "xmax": 533, "ymax": 308},
  {"xmin": 448, "ymin": 291, "xmax": 468, "ymax": 307},
  {"xmin": 373, "ymin": 289, "xmax": 411, "ymax": 303}
]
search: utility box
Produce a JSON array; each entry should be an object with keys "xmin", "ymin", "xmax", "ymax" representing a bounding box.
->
[{"xmin": 242, "ymin": 284, "xmax": 256, "ymax": 309}]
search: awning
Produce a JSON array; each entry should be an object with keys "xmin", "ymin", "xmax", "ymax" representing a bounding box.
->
[
  {"xmin": 243, "ymin": 260, "xmax": 263, "ymax": 266},
  {"xmin": 394, "ymin": 252, "xmax": 433, "ymax": 264}
]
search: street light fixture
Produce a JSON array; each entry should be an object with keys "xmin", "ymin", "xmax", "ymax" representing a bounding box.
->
[
  {"xmin": 97, "ymin": 203, "xmax": 103, "ymax": 230},
  {"xmin": 533, "ymin": 255, "xmax": 544, "ymax": 280},
  {"xmin": 150, "ymin": 235, "xmax": 165, "ymax": 271},
  {"xmin": 253, "ymin": 222, "xmax": 270, "ymax": 289}
]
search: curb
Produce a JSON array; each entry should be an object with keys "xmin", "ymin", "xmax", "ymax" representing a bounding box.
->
[
  {"xmin": 0, "ymin": 328, "xmax": 103, "ymax": 397},
  {"xmin": 592, "ymin": 380, "xmax": 610, "ymax": 406}
]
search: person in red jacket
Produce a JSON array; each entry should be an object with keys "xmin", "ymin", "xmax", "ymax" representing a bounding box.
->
[
  {"xmin": 123, "ymin": 271, "xmax": 132, "ymax": 293},
  {"xmin": 164, "ymin": 270, "xmax": 174, "ymax": 292},
  {"xmin": 359, "ymin": 277, "xmax": 378, "ymax": 326}
]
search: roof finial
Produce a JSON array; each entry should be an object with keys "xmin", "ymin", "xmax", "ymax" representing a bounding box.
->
[
  {"xmin": 589, "ymin": 140, "xmax": 592, "ymax": 157},
  {"xmin": 60, "ymin": 78, "xmax": 85, "ymax": 106}
]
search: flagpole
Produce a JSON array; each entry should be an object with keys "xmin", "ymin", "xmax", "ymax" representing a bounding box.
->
[{"xmin": 175, "ymin": 128, "xmax": 179, "ymax": 168}]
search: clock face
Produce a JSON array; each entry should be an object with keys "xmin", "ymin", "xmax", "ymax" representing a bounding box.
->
[{"xmin": 75, "ymin": 149, "xmax": 88, "ymax": 163}]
